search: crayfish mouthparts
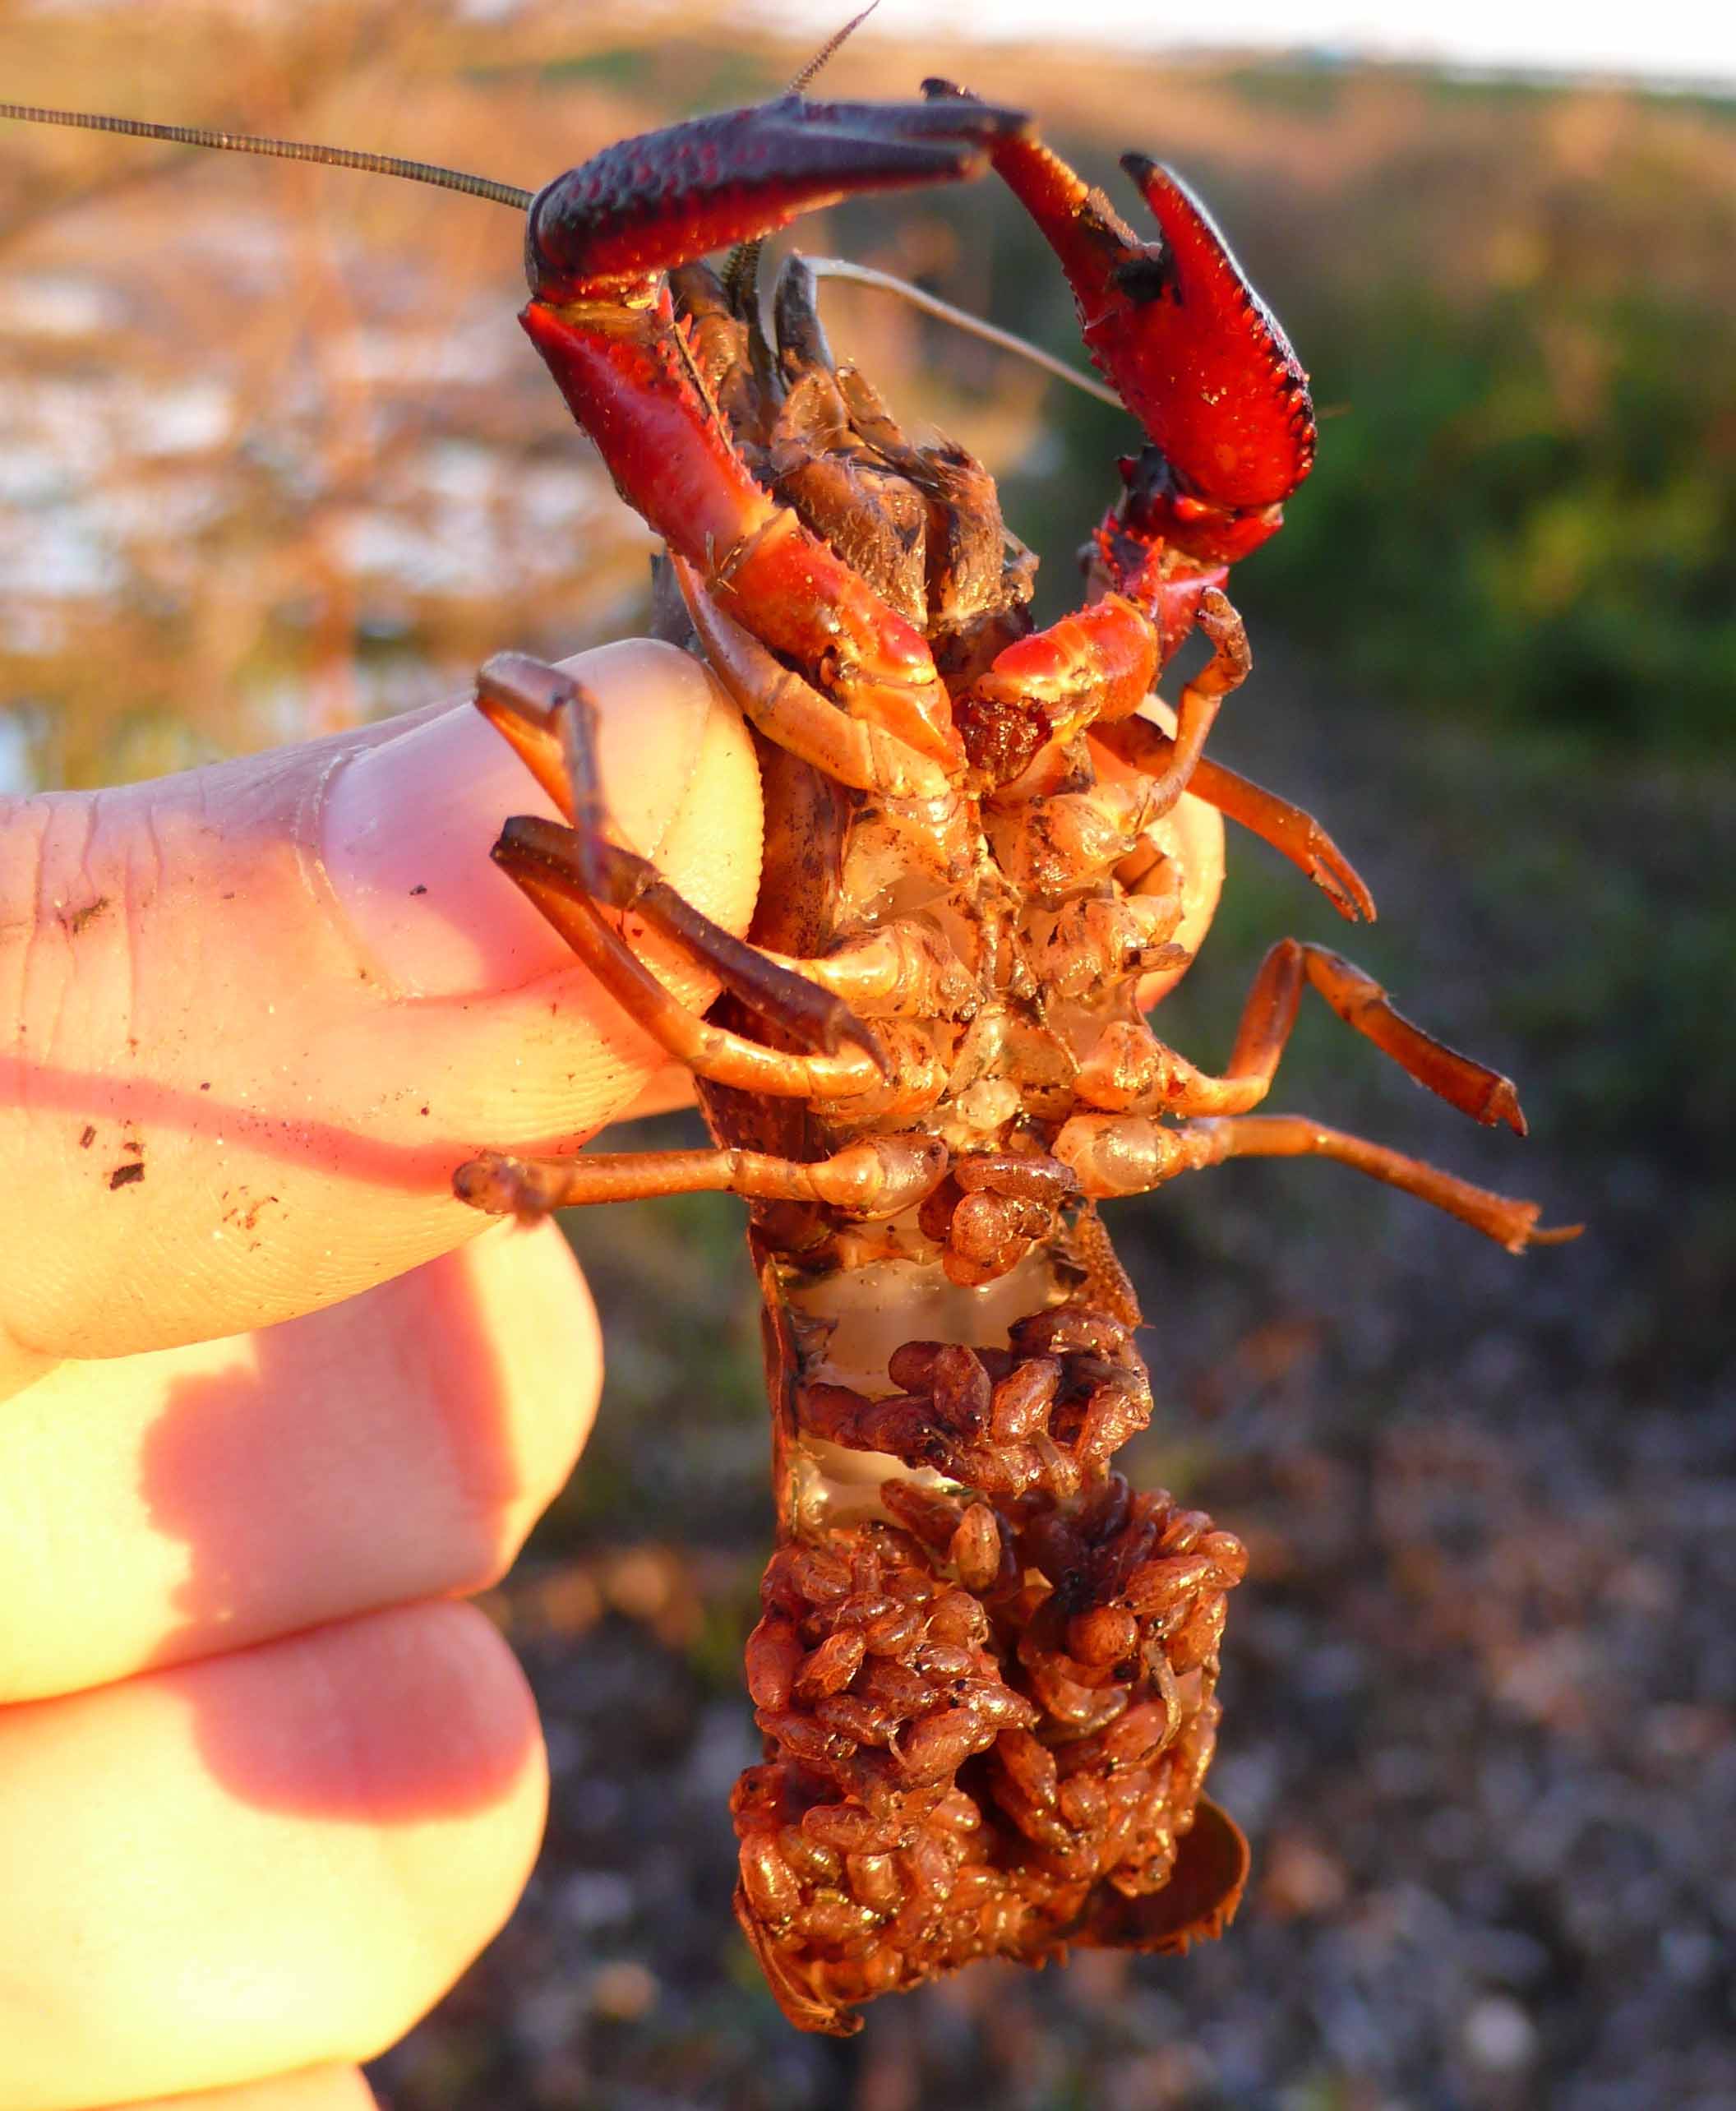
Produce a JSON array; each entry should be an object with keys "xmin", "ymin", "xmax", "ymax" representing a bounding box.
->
[{"xmin": 441, "ymin": 82, "xmax": 1570, "ymax": 2034}]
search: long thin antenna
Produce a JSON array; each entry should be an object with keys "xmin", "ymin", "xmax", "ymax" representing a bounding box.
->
[
  {"xmin": 2, "ymin": 97, "xmax": 1120, "ymax": 413},
  {"xmin": 723, "ymin": 5, "xmax": 884, "ymax": 317},
  {"xmin": 790, "ymin": 2, "xmax": 881, "ymax": 94},
  {"xmin": 806, "ymin": 256, "xmax": 1124, "ymax": 410},
  {"xmin": 0, "ymin": 103, "xmax": 532, "ymax": 211}
]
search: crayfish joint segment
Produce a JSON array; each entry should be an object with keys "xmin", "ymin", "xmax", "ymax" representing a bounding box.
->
[
  {"xmin": 474, "ymin": 653, "xmax": 880, "ymax": 1060},
  {"xmin": 1055, "ymin": 1111, "xmax": 1563, "ymax": 1254},
  {"xmin": 455, "ymin": 1136, "xmax": 948, "ymax": 1222},
  {"xmin": 675, "ymin": 558, "xmax": 956, "ymax": 797},
  {"xmin": 1064, "ymin": 587, "xmax": 1249, "ymax": 815},
  {"xmin": 492, "ymin": 815, "xmax": 883, "ymax": 1101}
]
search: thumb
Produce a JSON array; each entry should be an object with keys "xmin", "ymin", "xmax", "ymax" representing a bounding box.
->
[{"xmin": 0, "ymin": 640, "xmax": 761, "ymax": 1380}]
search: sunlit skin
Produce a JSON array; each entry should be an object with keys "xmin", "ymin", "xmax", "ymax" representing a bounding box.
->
[{"xmin": 0, "ymin": 644, "xmax": 763, "ymax": 2111}]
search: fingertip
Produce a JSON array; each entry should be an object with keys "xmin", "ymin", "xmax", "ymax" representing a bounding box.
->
[
  {"xmin": 320, "ymin": 638, "xmax": 751, "ymax": 1003},
  {"xmin": 284, "ymin": 1599, "xmax": 553, "ymax": 2020},
  {"xmin": 305, "ymin": 1604, "xmax": 551, "ymax": 2046},
  {"xmin": 0, "ymin": 1603, "xmax": 545, "ymax": 2108},
  {"xmin": 1, "ymin": 640, "xmax": 760, "ymax": 1362}
]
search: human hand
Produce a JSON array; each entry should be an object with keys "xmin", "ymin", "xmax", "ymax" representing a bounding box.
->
[{"xmin": 0, "ymin": 641, "xmax": 763, "ymax": 2111}]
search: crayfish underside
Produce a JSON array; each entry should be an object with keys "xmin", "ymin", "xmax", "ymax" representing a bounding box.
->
[{"xmin": 455, "ymin": 85, "xmax": 1557, "ymax": 2035}]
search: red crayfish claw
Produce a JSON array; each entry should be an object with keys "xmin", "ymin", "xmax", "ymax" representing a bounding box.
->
[
  {"xmin": 518, "ymin": 91, "xmax": 1032, "ymax": 783},
  {"xmin": 924, "ymin": 77, "xmax": 1315, "ymax": 570},
  {"xmin": 527, "ymin": 92, "xmax": 1032, "ymax": 301}
]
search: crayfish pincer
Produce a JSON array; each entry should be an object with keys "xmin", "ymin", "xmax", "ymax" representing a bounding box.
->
[{"xmin": 444, "ymin": 86, "xmax": 1573, "ymax": 2031}]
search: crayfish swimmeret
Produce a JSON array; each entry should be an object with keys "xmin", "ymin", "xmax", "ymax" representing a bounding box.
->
[{"xmin": 2, "ymin": 66, "xmax": 1571, "ymax": 2035}]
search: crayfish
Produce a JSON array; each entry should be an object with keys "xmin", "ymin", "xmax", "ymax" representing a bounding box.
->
[{"xmin": 3, "ymin": 54, "xmax": 1573, "ymax": 2039}]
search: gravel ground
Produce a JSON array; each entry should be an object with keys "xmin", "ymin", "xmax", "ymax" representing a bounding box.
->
[{"xmin": 371, "ymin": 663, "xmax": 1733, "ymax": 2111}]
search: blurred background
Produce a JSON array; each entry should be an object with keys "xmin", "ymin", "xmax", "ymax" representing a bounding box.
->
[{"xmin": 2, "ymin": 2, "xmax": 1731, "ymax": 2104}]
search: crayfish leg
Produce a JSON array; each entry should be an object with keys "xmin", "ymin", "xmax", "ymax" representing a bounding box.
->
[
  {"xmin": 473, "ymin": 651, "xmax": 878, "ymax": 1062},
  {"xmin": 1285, "ymin": 943, "xmax": 1528, "ymax": 1132},
  {"xmin": 1071, "ymin": 936, "xmax": 1529, "ymax": 1129},
  {"xmin": 487, "ymin": 813, "xmax": 879, "ymax": 1103},
  {"xmin": 1197, "ymin": 1116, "xmax": 1582, "ymax": 1250},
  {"xmin": 1183, "ymin": 755, "xmax": 1377, "ymax": 922},
  {"xmin": 1055, "ymin": 1109, "xmax": 1577, "ymax": 1254},
  {"xmin": 524, "ymin": 279, "xmax": 963, "ymax": 771},
  {"xmin": 519, "ymin": 97, "xmax": 1044, "ymax": 779},
  {"xmin": 454, "ymin": 1136, "xmax": 946, "ymax": 1223},
  {"xmin": 1093, "ymin": 692, "xmax": 1376, "ymax": 923}
]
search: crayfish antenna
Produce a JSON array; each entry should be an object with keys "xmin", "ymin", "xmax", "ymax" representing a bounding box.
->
[
  {"xmin": 718, "ymin": 1, "xmax": 885, "ymax": 322},
  {"xmin": 0, "ymin": 100, "xmax": 531, "ymax": 209},
  {"xmin": 789, "ymin": 2, "xmax": 883, "ymax": 94}
]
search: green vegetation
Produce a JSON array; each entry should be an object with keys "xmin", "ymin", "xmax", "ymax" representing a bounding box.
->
[{"xmin": 1257, "ymin": 284, "xmax": 1736, "ymax": 754}]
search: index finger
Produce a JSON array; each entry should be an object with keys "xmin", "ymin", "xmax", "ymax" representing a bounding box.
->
[{"xmin": 0, "ymin": 640, "xmax": 761, "ymax": 1383}]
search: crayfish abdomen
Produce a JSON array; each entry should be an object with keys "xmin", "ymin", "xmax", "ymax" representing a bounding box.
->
[{"xmin": 452, "ymin": 85, "xmax": 1569, "ymax": 2033}]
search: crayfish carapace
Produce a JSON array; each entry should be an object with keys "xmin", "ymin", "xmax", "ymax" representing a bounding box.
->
[{"xmin": 438, "ymin": 87, "xmax": 1573, "ymax": 2031}]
